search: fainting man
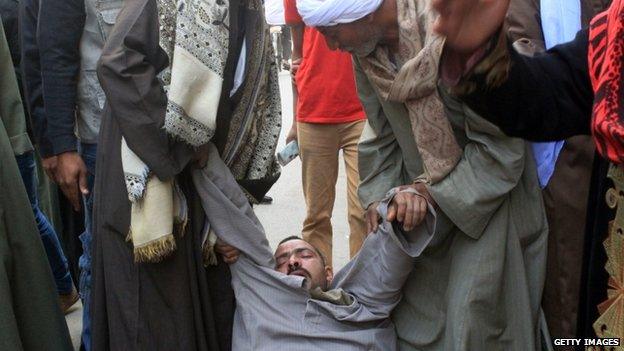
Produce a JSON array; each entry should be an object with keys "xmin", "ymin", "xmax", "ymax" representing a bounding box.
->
[
  {"xmin": 193, "ymin": 142, "xmax": 435, "ymax": 351},
  {"xmin": 296, "ymin": 0, "xmax": 549, "ymax": 350}
]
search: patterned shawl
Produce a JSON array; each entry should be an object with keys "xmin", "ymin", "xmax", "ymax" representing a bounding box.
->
[
  {"xmin": 123, "ymin": 0, "xmax": 281, "ymax": 262},
  {"xmin": 359, "ymin": 0, "xmax": 461, "ymax": 184},
  {"xmin": 121, "ymin": 0, "xmax": 230, "ymax": 262},
  {"xmin": 218, "ymin": 0, "xmax": 282, "ymax": 203},
  {"xmin": 588, "ymin": 0, "xmax": 624, "ymax": 164}
]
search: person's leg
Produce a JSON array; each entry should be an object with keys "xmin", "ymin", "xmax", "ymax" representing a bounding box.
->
[
  {"xmin": 79, "ymin": 142, "xmax": 97, "ymax": 351},
  {"xmin": 298, "ymin": 122, "xmax": 339, "ymax": 267},
  {"xmin": 337, "ymin": 120, "xmax": 368, "ymax": 257},
  {"xmin": 15, "ymin": 152, "xmax": 74, "ymax": 294}
]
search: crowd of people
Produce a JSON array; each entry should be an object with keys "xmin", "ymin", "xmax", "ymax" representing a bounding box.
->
[{"xmin": 0, "ymin": 0, "xmax": 622, "ymax": 350}]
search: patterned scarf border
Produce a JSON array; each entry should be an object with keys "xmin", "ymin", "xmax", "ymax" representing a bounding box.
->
[{"xmin": 120, "ymin": 0, "xmax": 230, "ymax": 262}]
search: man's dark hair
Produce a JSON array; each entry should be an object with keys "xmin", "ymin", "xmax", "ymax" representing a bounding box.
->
[{"xmin": 277, "ymin": 236, "xmax": 327, "ymax": 267}]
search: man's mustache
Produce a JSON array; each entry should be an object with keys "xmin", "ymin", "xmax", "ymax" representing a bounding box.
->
[{"xmin": 287, "ymin": 267, "xmax": 311, "ymax": 278}]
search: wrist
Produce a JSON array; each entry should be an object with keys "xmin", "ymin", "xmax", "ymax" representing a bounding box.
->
[
  {"xmin": 51, "ymin": 135, "xmax": 78, "ymax": 157},
  {"xmin": 57, "ymin": 150, "xmax": 80, "ymax": 158}
]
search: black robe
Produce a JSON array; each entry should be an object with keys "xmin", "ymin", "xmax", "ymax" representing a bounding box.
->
[{"xmin": 90, "ymin": 0, "xmax": 244, "ymax": 349}]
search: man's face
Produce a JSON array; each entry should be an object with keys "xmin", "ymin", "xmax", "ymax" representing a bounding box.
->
[
  {"xmin": 318, "ymin": 19, "xmax": 384, "ymax": 57},
  {"xmin": 274, "ymin": 239, "xmax": 333, "ymax": 290}
]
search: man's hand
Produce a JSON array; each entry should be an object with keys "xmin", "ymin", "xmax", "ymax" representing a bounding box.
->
[
  {"xmin": 365, "ymin": 201, "xmax": 381, "ymax": 234},
  {"xmin": 387, "ymin": 184, "xmax": 435, "ymax": 231},
  {"xmin": 42, "ymin": 155, "xmax": 59, "ymax": 181},
  {"xmin": 432, "ymin": 0, "xmax": 510, "ymax": 54},
  {"xmin": 410, "ymin": 183, "xmax": 437, "ymax": 209},
  {"xmin": 191, "ymin": 144, "xmax": 210, "ymax": 169},
  {"xmin": 55, "ymin": 151, "xmax": 89, "ymax": 211},
  {"xmin": 215, "ymin": 239, "xmax": 240, "ymax": 264},
  {"xmin": 285, "ymin": 126, "xmax": 298, "ymax": 144}
]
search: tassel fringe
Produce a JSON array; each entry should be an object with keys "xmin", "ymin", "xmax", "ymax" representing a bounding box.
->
[
  {"xmin": 202, "ymin": 240, "xmax": 218, "ymax": 267},
  {"xmin": 133, "ymin": 234, "xmax": 177, "ymax": 263},
  {"xmin": 175, "ymin": 218, "xmax": 188, "ymax": 238}
]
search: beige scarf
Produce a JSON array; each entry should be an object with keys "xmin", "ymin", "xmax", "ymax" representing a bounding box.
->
[
  {"xmin": 359, "ymin": 0, "xmax": 461, "ymax": 184},
  {"xmin": 121, "ymin": 0, "xmax": 229, "ymax": 262}
]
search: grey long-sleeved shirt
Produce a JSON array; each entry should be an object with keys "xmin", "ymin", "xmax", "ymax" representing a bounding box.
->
[{"xmin": 192, "ymin": 144, "xmax": 436, "ymax": 351}]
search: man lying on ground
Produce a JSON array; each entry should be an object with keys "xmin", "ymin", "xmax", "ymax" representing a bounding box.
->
[{"xmin": 193, "ymin": 143, "xmax": 436, "ymax": 351}]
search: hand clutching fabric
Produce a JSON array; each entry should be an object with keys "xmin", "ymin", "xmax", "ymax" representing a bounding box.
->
[
  {"xmin": 191, "ymin": 143, "xmax": 211, "ymax": 169},
  {"xmin": 365, "ymin": 201, "xmax": 381, "ymax": 234},
  {"xmin": 368, "ymin": 184, "xmax": 436, "ymax": 234},
  {"xmin": 387, "ymin": 184, "xmax": 435, "ymax": 232},
  {"xmin": 216, "ymin": 239, "xmax": 241, "ymax": 264}
]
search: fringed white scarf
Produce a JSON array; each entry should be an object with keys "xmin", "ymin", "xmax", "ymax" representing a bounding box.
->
[{"xmin": 122, "ymin": 0, "xmax": 229, "ymax": 262}]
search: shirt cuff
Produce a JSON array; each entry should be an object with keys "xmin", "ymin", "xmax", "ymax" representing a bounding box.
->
[
  {"xmin": 377, "ymin": 187, "xmax": 437, "ymax": 257},
  {"xmin": 51, "ymin": 134, "xmax": 78, "ymax": 155},
  {"xmin": 9, "ymin": 132, "xmax": 35, "ymax": 156},
  {"xmin": 37, "ymin": 138, "xmax": 56, "ymax": 159}
]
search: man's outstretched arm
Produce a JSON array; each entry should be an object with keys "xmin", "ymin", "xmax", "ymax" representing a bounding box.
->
[
  {"xmin": 191, "ymin": 143, "xmax": 275, "ymax": 268},
  {"xmin": 329, "ymin": 188, "xmax": 436, "ymax": 321}
]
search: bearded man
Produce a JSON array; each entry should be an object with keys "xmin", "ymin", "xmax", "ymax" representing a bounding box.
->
[
  {"xmin": 91, "ymin": 0, "xmax": 282, "ymax": 349},
  {"xmin": 296, "ymin": 0, "xmax": 549, "ymax": 350},
  {"xmin": 192, "ymin": 142, "xmax": 435, "ymax": 351}
]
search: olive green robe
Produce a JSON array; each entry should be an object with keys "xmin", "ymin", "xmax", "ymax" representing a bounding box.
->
[
  {"xmin": 355, "ymin": 57, "xmax": 548, "ymax": 351},
  {"xmin": 0, "ymin": 17, "xmax": 73, "ymax": 351}
]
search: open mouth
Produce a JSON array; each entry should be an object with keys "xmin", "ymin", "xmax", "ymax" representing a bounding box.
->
[{"xmin": 288, "ymin": 269, "xmax": 309, "ymax": 279}]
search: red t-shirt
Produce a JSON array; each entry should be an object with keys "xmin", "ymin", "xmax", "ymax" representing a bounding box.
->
[{"xmin": 284, "ymin": 0, "xmax": 365, "ymax": 124}]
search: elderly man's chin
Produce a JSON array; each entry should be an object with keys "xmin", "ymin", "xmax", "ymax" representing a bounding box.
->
[{"xmin": 343, "ymin": 40, "xmax": 379, "ymax": 57}]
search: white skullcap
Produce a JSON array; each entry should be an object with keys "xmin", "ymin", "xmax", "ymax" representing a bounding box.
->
[{"xmin": 296, "ymin": 0, "xmax": 383, "ymax": 27}]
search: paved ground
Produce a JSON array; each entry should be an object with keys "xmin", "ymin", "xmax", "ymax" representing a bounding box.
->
[
  {"xmin": 66, "ymin": 301, "xmax": 82, "ymax": 349},
  {"xmin": 65, "ymin": 70, "xmax": 353, "ymax": 348}
]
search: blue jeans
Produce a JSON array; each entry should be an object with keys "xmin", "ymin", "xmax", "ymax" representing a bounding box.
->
[
  {"xmin": 79, "ymin": 143, "xmax": 97, "ymax": 351},
  {"xmin": 16, "ymin": 152, "xmax": 74, "ymax": 294}
]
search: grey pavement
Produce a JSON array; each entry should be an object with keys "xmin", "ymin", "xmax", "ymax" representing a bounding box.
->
[
  {"xmin": 65, "ymin": 70, "xmax": 354, "ymax": 348},
  {"xmin": 65, "ymin": 301, "xmax": 82, "ymax": 350}
]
